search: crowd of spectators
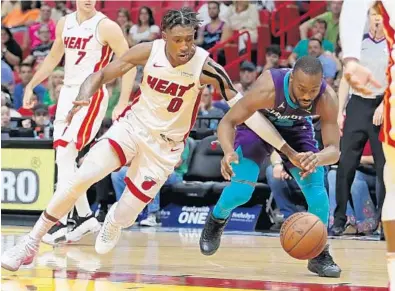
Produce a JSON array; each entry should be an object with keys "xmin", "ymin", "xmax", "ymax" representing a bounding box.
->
[{"xmin": 1, "ymin": 0, "xmax": 385, "ymax": 236}]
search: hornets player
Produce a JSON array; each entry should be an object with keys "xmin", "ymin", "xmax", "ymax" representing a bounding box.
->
[{"xmin": 200, "ymin": 56, "xmax": 342, "ymax": 278}]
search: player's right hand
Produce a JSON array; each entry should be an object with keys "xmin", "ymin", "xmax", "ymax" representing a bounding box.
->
[
  {"xmin": 343, "ymin": 60, "xmax": 381, "ymax": 96},
  {"xmin": 221, "ymin": 151, "xmax": 239, "ymax": 181},
  {"xmin": 66, "ymin": 100, "xmax": 90, "ymax": 125},
  {"xmin": 22, "ymin": 87, "xmax": 35, "ymax": 109}
]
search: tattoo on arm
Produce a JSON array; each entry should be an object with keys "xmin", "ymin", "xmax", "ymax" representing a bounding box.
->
[
  {"xmin": 76, "ymin": 72, "xmax": 104, "ymax": 102},
  {"xmin": 202, "ymin": 62, "xmax": 237, "ymax": 101},
  {"xmin": 202, "ymin": 69, "xmax": 228, "ymax": 100},
  {"xmin": 207, "ymin": 61, "xmax": 237, "ymax": 93}
]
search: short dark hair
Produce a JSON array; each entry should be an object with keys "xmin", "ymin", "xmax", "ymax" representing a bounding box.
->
[
  {"xmin": 293, "ymin": 56, "xmax": 323, "ymax": 76},
  {"xmin": 20, "ymin": 63, "xmax": 33, "ymax": 70},
  {"xmin": 33, "ymin": 104, "xmax": 49, "ymax": 115},
  {"xmin": 314, "ymin": 19, "xmax": 327, "ymax": 30},
  {"xmin": 161, "ymin": 7, "xmax": 201, "ymax": 31},
  {"xmin": 208, "ymin": 1, "xmax": 220, "ymax": 9},
  {"xmin": 266, "ymin": 44, "xmax": 281, "ymax": 57},
  {"xmin": 309, "ymin": 38, "xmax": 322, "ymax": 47}
]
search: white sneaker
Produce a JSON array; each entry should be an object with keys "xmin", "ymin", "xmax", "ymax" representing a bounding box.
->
[
  {"xmin": 140, "ymin": 213, "xmax": 159, "ymax": 227},
  {"xmin": 95, "ymin": 203, "xmax": 122, "ymax": 255},
  {"xmin": 1, "ymin": 235, "xmax": 39, "ymax": 271},
  {"xmin": 64, "ymin": 214, "xmax": 101, "ymax": 243},
  {"xmin": 42, "ymin": 222, "xmax": 68, "ymax": 245}
]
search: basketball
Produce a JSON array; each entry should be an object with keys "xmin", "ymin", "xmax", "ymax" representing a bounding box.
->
[{"xmin": 280, "ymin": 212, "xmax": 327, "ymax": 260}]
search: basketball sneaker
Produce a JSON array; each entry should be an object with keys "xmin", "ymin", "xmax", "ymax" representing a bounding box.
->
[
  {"xmin": 307, "ymin": 245, "xmax": 342, "ymax": 278},
  {"xmin": 42, "ymin": 222, "xmax": 68, "ymax": 245},
  {"xmin": 64, "ymin": 213, "xmax": 101, "ymax": 243},
  {"xmin": 1, "ymin": 235, "xmax": 40, "ymax": 271},
  {"xmin": 199, "ymin": 212, "xmax": 229, "ymax": 256},
  {"xmin": 140, "ymin": 213, "xmax": 160, "ymax": 227},
  {"xmin": 95, "ymin": 203, "xmax": 122, "ymax": 254}
]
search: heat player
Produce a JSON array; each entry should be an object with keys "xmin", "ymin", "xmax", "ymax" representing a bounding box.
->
[
  {"xmin": 200, "ymin": 57, "xmax": 342, "ymax": 278},
  {"xmin": 340, "ymin": 0, "xmax": 395, "ymax": 289},
  {"xmin": 1, "ymin": 7, "xmax": 305, "ymax": 271},
  {"xmin": 22, "ymin": 0, "xmax": 135, "ymax": 245}
]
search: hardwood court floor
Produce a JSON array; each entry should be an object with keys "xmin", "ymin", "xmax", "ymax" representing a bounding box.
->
[{"xmin": 1, "ymin": 226, "xmax": 389, "ymax": 291}]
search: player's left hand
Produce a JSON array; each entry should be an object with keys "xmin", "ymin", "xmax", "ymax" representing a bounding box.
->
[
  {"xmin": 299, "ymin": 151, "xmax": 319, "ymax": 179},
  {"xmin": 66, "ymin": 100, "xmax": 90, "ymax": 125},
  {"xmin": 372, "ymin": 102, "xmax": 384, "ymax": 126}
]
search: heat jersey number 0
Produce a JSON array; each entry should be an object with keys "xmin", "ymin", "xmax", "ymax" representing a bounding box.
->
[{"xmin": 167, "ymin": 97, "xmax": 183, "ymax": 113}]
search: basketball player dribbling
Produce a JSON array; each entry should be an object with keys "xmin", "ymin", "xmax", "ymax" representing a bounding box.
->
[
  {"xmin": 340, "ymin": 0, "xmax": 395, "ymax": 289},
  {"xmin": 200, "ymin": 57, "xmax": 342, "ymax": 278},
  {"xmin": 22, "ymin": 0, "xmax": 135, "ymax": 245},
  {"xmin": 1, "ymin": 7, "xmax": 307, "ymax": 271}
]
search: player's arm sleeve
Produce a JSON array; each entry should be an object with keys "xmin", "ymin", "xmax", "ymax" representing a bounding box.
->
[
  {"xmin": 200, "ymin": 63, "xmax": 286, "ymax": 150},
  {"xmin": 340, "ymin": 0, "xmax": 374, "ymax": 60}
]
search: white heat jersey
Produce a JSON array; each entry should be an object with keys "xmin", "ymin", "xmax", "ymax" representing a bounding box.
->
[
  {"xmin": 62, "ymin": 11, "xmax": 113, "ymax": 86},
  {"xmin": 130, "ymin": 39, "xmax": 209, "ymax": 142}
]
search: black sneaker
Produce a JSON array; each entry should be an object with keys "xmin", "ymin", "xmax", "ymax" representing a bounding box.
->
[
  {"xmin": 56, "ymin": 213, "xmax": 101, "ymax": 244},
  {"xmin": 199, "ymin": 212, "xmax": 229, "ymax": 256},
  {"xmin": 330, "ymin": 225, "xmax": 344, "ymax": 236},
  {"xmin": 307, "ymin": 245, "xmax": 342, "ymax": 278},
  {"xmin": 96, "ymin": 209, "xmax": 107, "ymax": 223},
  {"xmin": 42, "ymin": 222, "xmax": 68, "ymax": 245}
]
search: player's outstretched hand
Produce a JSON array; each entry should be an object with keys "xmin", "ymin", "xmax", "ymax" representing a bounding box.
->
[
  {"xmin": 344, "ymin": 60, "xmax": 381, "ymax": 96},
  {"xmin": 22, "ymin": 86, "xmax": 36, "ymax": 109},
  {"xmin": 221, "ymin": 151, "xmax": 239, "ymax": 181},
  {"xmin": 66, "ymin": 100, "xmax": 90, "ymax": 125}
]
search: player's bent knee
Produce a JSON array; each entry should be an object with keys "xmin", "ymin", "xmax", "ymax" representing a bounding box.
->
[
  {"xmin": 224, "ymin": 181, "xmax": 256, "ymax": 206},
  {"xmin": 224, "ymin": 157, "xmax": 260, "ymax": 205}
]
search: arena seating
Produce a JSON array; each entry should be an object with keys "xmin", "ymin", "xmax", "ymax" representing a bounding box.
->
[{"xmin": 164, "ymin": 135, "xmax": 272, "ymax": 200}]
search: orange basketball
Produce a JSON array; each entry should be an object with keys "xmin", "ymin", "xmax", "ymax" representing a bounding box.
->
[{"xmin": 280, "ymin": 212, "xmax": 327, "ymax": 260}]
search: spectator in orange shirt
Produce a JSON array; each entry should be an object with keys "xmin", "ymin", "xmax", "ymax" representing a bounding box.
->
[{"xmin": 2, "ymin": 0, "xmax": 40, "ymax": 27}]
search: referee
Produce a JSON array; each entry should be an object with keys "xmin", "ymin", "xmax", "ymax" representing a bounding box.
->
[{"xmin": 332, "ymin": 3, "xmax": 388, "ymax": 235}]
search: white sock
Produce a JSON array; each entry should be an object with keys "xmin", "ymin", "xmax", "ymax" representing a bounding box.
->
[
  {"xmin": 75, "ymin": 195, "xmax": 92, "ymax": 217},
  {"xmin": 29, "ymin": 213, "xmax": 57, "ymax": 241}
]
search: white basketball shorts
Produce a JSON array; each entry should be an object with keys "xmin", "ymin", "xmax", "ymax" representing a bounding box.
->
[
  {"xmin": 53, "ymin": 84, "xmax": 109, "ymax": 151},
  {"xmin": 100, "ymin": 109, "xmax": 184, "ymax": 202}
]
